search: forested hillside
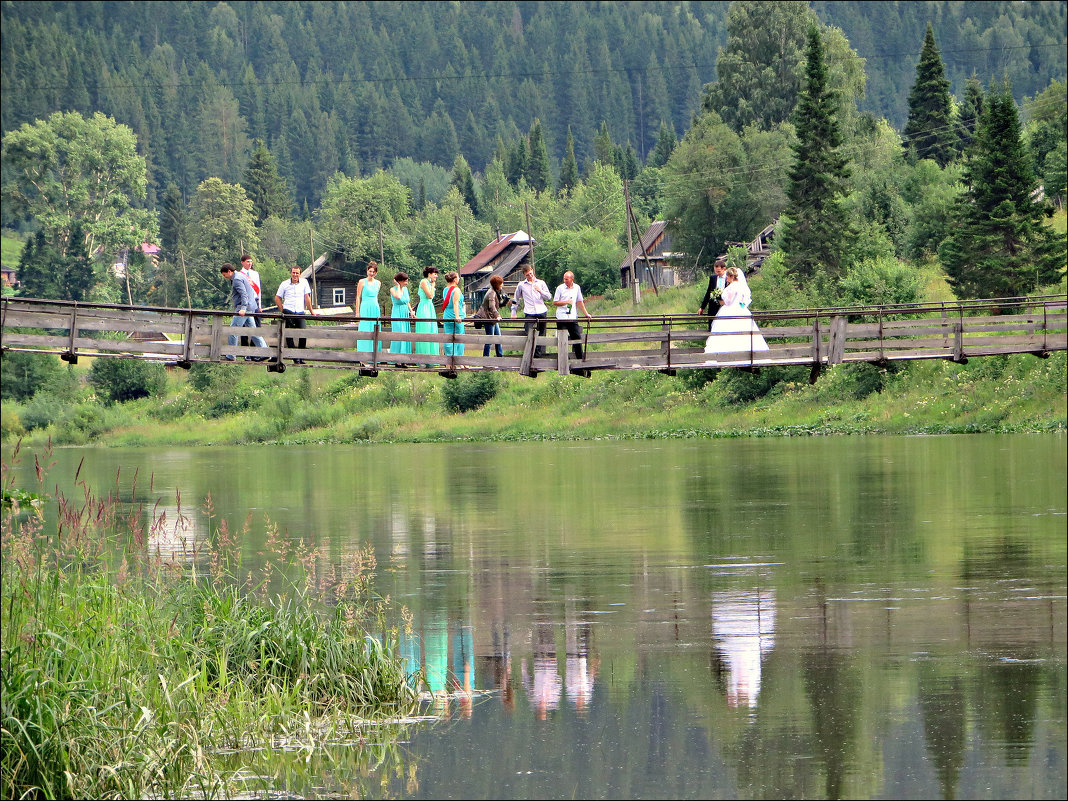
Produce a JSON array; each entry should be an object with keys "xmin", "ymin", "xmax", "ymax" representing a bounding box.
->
[{"xmin": 1, "ymin": 0, "xmax": 1064, "ymax": 209}]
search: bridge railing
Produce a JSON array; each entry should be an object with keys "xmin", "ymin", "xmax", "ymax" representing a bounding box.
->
[{"xmin": 2, "ymin": 295, "xmax": 1065, "ymax": 377}]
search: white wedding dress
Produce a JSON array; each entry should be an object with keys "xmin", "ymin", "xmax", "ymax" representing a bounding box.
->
[{"xmin": 703, "ymin": 279, "xmax": 769, "ymax": 365}]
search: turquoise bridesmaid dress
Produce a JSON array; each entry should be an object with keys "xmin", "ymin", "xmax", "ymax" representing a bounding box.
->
[
  {"xmin": 356, "ymin": 278, "xmax": 381, "ymax": 352},
  {"xmin": 390, "ymin": 285, "xmax": 412, "ymax": 356}
]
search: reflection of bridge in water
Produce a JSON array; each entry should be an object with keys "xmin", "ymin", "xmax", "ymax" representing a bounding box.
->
[{"xmin": 3, "ymin": 296, "xmax": 1065, "ymax": 381}]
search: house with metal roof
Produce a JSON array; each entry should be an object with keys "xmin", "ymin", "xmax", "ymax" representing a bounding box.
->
[{"xmin": 460, "ymin": 230, "xmax": 535, "ymax": 308}]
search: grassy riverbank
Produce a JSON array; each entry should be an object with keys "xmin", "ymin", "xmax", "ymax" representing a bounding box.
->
[
  {"xmin": 2, "ymin": 263, "xmax": 1066, "ymax": 447},
  {"xmin": 0, "ymin": 448, "xmax": 419, "ymax": 799}
]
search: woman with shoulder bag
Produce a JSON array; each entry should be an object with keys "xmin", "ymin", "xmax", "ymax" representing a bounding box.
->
[{"xmin": 475, "ymin": 275, "xmax": 506, "ymax": 357}]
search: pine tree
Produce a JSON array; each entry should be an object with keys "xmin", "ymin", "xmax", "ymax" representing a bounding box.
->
[
  {"xmin": 902, "ymin": 24, "xmax": 957, "ymax": 166},
  {"xmin": 955, "ymin": 76, "xmax": 985, "ymax": 154},
  {"xmin": 525, "ymin": 118, "xmax": 552, "ymax": 192},
  {"xmin": 159, "ymin": 184, "xmax": 186, "ymax": 261},
  {"xmin": 619, "ymin": 143, "xmax": 640, "ymax": 180},
  {"xmin": 451, "ymin": 154, "xmax": 479, "ymax": 215},
  {"xmin": 779, "ymin": 27, "xmax": 851, "ymax": 281},
  {"xmin": 243, "ymin": 139, "xmax": 292, "ymax": 224},
  {"xmin": 593, "ymin": 121, "xmax": 615, "ymax": 168},
  {"xmin": 647, "ymin": 120, "xmax": 677, "ymax": 168},
  {"xmin": 558, "ymin": 126, "xmax": 580, "ymax": 192},
  {"xmin": 506, "ymin": 137, "xmax": 527, "ymax": 187},
  {"xmin": 939, "ymin": 86, "xmax": 1066, "ymax": 299}
]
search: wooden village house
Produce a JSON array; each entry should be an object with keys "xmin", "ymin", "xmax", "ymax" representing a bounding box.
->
[
  {"xmin": 620, "ymin": 219, "xmax": 778, "ymax": 289},
  {"xmin": 618, "ymin": 221, "xmax": 685, "ymax": 289},
  {"xmin": 460, "ymin": 230, "xmax": 534, "ymax": 309},
  {"xmin": 301, "ymin": 252, "xmax": 360, "ymax": 311}
]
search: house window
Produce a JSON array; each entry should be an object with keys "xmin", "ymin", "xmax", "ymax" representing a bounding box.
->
[{"xmin": 333, "ymin": 288, "xmax": 345, "ymax": 305}]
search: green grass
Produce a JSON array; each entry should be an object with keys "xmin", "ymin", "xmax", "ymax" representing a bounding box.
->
[
  {"xmin": 1, "ymin": 233, "xmax": 24, "ymax": 269},
  {"xmin": 1, "ymin": 455, "xmax": 420, "ymax": 799}
]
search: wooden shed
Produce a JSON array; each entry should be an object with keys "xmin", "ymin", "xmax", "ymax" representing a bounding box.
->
[
  {"xmin": 301, "ymin": 252, "xmax": 362, "ymax": 310},
  {"xmin": 460, "ymin": 231, "xmax": 535, "ymax": 309},
  {"xmin": 618, "ymin": 221, "xmax": 684, "ymax": 289}
]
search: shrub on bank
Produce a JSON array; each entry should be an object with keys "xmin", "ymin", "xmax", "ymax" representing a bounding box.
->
[
  {"xmin": 88, "ymin": 357, "xmax": 166, "ymax": 404},
  {"xmin": 441, "ymin": 371, "xmax": 502, "ymax": 413}
]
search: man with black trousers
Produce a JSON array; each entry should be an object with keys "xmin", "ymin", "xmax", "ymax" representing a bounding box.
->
[{"xmin": 697, "ymin": 258, "xmax": 728, "ymax": 331}]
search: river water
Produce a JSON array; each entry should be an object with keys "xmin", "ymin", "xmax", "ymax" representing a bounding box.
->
[{"xmin": 8, "ymin": 435, "xmax": 1066, "ymax": 799}]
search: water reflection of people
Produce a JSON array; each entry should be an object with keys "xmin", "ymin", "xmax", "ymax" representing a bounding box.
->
[
  {"xmin": 478, "ymin": 619, "xmax": 514, "ymax": 710},
  {"xmin": 711, "ymin": 588, "xmax": 776, "ymax": 709},
  {"xmin": 565, "ymin": 617, "xmax": 597, "ymax": 714},
  {"xmin": 522, "ymin": 619, "xmax": 562, "ymax": 719}
]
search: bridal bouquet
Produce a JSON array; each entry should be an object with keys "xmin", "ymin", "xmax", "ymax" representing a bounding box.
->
[{"xmin": 710, "ymin": 288, "xmax": 722, "ymax": 301}]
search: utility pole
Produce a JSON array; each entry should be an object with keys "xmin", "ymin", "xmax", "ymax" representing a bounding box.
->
[
  {"xmin": 524, "ymin": 201, "xmax": 536, "ymax": 273},
  {"xmin": 378, "ymin": 224, "xmax": 385, "ymax": 267},
  {"xmin": 179, "ymin": 250, "xmax": 191, "ymax": 309},
  {"xmin": 624, "ymin": 179, "xmax": 640, "ymax": 305},
  {"xmin": 309, "ymin": 229, "xmax": 317, "ymax": 307}
]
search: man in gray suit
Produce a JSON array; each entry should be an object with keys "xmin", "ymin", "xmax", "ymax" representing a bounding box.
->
[{"xmin": 220, "ymin": 263, "xmax": 266, "ymax": 360}]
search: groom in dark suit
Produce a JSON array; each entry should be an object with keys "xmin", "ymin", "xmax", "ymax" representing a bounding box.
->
[{"xmin": 697, "ymin": 258, "xmax": 728, "ymax": 331}]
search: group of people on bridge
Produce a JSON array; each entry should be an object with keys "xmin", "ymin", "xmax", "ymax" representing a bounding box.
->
[{"xmin": 221, "ymin": 256, "xmax": 595, "ymax": 366}]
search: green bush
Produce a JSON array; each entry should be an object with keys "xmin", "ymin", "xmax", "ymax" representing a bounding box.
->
[
  {"xmin": 0, "ymin": 351, "xmax": 65, "ymax": 401},
  {"xmin": 87, "ymin": 358, "xmax": 166, "ymax": 404},
  {"xmin": 20, "ymin": 393, "xmax": 69, "ymax": 430},
  {"xmin": 440, "ymin": 371, "xmax": 502, "ymax": 413},
  {"xmin": 717, "ymin": 365, "xmax": 807, "ymax": 405},
  {"xmin": 0, "ymin": 405, "xmax": 25, "ymax": 440},
  {"xmin": 188, "ymin": 361, "xmax": 230, "ymax": 392}
]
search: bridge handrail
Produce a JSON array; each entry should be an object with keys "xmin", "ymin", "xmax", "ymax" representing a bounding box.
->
[{"xmin": 3, "ymin": 293, "xmax": 1064, "ymax": 326}]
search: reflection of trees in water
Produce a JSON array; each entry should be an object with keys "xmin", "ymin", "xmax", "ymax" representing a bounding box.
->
[
  {"xmin": 803, "ymin": 645, "xmax": 862, "ymax": 801},
  {"xmin": 974, "ymin": 657, "xmax": 1043, "ymax": 764},
  {"xmin": 711, "ymin": 588, "xmax": 776, "ymax": 709},
  {"xmin": 918, "ymin": 665, "xmax": 967, "ymax": 801}
]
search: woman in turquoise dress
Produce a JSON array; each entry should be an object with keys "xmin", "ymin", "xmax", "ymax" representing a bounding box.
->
[
  {"xmin": 442, "ymin": 270, "xmax": 465, "ymax": 357},
  {"xmin": 414, "ymin": 266, "xmax": 440, "ymax": 359},
  {"xmin": 356, "ymin": 261, "xmax": 382, "ymax": 353},
  {"xmin": 389, "ymin": 272, "xmax": 414, "ymax": 359}
]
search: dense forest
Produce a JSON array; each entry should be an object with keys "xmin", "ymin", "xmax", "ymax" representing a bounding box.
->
[{"xmin": 1, "ymin": 1, "xmax": 1065, "ymax": 209}]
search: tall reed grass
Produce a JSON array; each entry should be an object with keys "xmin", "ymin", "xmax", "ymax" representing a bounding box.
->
[{"xmin": 1, "ymin": 440, "xmax": 420, "ymax": 800}]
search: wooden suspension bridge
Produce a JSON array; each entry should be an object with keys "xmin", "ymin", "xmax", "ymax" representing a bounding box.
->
[{"xmin": 1, "ymin": 295, "xmax": 1065, "ymax": 382}]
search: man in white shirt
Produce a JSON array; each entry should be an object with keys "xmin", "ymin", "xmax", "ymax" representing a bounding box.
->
[
  {"xmin": 553, "ymin": 271, "xmax": 592, "ymax": 360},
  {"xmin": 510, "ymin": 265, "xmax": 552, "ymax": 357},
  {"xmin": 274, "ymin": 266, "xmax": 317, "ymax": 364}
]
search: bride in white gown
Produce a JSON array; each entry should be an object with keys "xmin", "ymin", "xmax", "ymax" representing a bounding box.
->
[{"xmin": 704, "ymin": 266, "xmax": 769, "ymax": 363}]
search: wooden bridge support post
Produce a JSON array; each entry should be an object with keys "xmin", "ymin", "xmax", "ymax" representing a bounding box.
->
[
  {"xmin": 828, "ymin": 316, "xmax": 847, "ymax": 365},
  {"xmin": 519, "ymin": 324, "xmax": 538, "ymax": 377},
  {"xmin": 61, "ymin": 306, "xmax": 79, "ymax": 364},
  {"xmin": 177, "ymin": 311, "xmax": 195, "ymax": 369},
  {"xmin": 808, "ymin": 316, "xmax": 821, "ymax": 384},
  {"xmin": 556, "ymin": 328, "xmax": 570, "ymax": 375},
  {"xmin": 209, "ymin": 316, "xmax": 224, "ymax": 361}
]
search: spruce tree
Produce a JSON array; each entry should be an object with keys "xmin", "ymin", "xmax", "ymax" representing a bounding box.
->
[
  {"xmin": 506, "ymin": 137, "xmax": 527, "ymax": 187},
  {"xmin": 902, "ymin": 24, "xmax": 957, "ymax": 166},
  {"xmin": 939, "ymin": 85, "xmax": 1066, "ymax": 299},
  {"xmin": 558, "ymin": 127, "xmax": 579, "ymax": 192},
  {"xmin": 647, "ymin": 120, "xmax": 677, "ymax": 168},
  {"xmin": 244, "ymin": 139, "xmax": 292, "ymax": 223},
  {"xmin": 525, "ymin": 119, "xmax": 552, "ymax": 192},
  {"xmin": 779, "ymin": 27, "xmax": 851, "ymax": 281},
  {"xmin": 451, "ymin": 154, "xmax": 479, "ymax": 215},
  {"xmin": 955, "ymin": 76, "xmax": 985, "ymax": 154},
  {"xmin": 159, "ymin": 184, "xmax": 186, "ymax": 261},
  {"xmin": 593, "ymin": 122, "xmax": 615, "ymax": 168}
]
